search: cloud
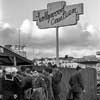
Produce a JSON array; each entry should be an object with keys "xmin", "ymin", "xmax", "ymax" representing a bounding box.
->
[
  {"xmin": 0, "ymin": 20, "xmax": 100, "ymax": 59},
  {"xmin": 25, "ymin": 47, "xmax": 56, "ymax": 59},
  {"xmin": 20, "ymin": 19, "xmax": 33, "ymax": 34},
  {"xmin": 86, "ymin": 24, "xmax": 96, "ymax": 33},
  {"xmin": 0, "ymin": 22, "xmax": 18, "ymax": 45},
  {"xmin": 60, "ymin": 26, "xmax": 90, "ymax": 49}
]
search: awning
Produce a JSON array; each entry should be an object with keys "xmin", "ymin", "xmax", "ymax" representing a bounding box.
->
[{"xmin": 0, "ymin": 46, "xmax": 32, "ymax": 66}]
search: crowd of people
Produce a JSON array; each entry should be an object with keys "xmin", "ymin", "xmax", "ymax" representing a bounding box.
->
[
  {"xmin": 0, "ymin": 63, "xmax": 62, "ymax": 100},
  {"xmin": 0, "ymin": 61, "xmax": 85, "ymax": 100}
]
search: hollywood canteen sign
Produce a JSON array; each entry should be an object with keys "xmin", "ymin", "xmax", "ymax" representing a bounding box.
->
[
  {"xmin": 33, "ymin": 1, "xmax": 84, "ymax": 65},
  {"xmin": 33, "ymin": 1, "xmax": 83, "ymax": 29}
]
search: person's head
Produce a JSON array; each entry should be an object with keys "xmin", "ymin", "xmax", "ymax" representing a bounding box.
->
[
  {"xmin": 52, "ymin": 64, "xmax": 57, "ymax": 68},
  {"xmin": 42, "ymin": 69, "xmax": 49, "ymax": 76},
  {"xmin": 44, "ymin": 67, "xmax": 52, "ymax": 73},
  {"xmin": 5, "ymin": 67, "xmax": 12, "ymax": 74},
  {"xmin": 48, "ymin": 62, "xmax": 52, "ymax": 67},
  {"xmin": 11, "ymin": 67, "xmax": 18, "ymax": 76},
  {"xmin": 76, "ymin": 65, "xmax": 82, "ymax": 71},
  {"xmin": 25, "ymin": 68, "xmax": 31, "ymax": 74}
]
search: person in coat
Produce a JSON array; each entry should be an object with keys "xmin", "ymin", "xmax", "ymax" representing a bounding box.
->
[
  {"xmin": 51, "ymin": 68, "xmax": 62, "ymax": 100},
  {"xmin": 68, "ymin": 66, "xmax": 85, "ymax": 100},
  {"xmin": 2, "ymin": 67, "xmax": 20, "ymax": 100}
]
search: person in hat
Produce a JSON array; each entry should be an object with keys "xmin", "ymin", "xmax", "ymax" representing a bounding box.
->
[
  {"xmin": 68, "ymin": 65, "xmax": 85, "ymax": 100},
  {"xmin": 51, "ymin": 68, "xmax": 62, "ymax": 100},
  {"xmin": 42, "ymin": 68, "xmax": 55, "ymax": 100},
  {"xmin": 2, "ymin": 67, "xmax": 20, "ymax": 100}
]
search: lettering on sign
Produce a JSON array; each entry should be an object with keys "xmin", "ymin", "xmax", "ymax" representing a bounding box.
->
[
  {"xmin": 33, "ymin": 1, "xmax": 83, "ymax": 28},
  {"xmin": 38, "ymin": 7, "xmax": 77, "ymax": 25},
  {"xmin": 37, "ymin": 13, "xmax": 77, "ymax": 28}
]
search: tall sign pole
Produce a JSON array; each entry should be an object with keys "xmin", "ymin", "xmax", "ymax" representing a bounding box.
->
[
  {"xmin": 33, "ymin": 1, "xmax": 83, "ymax": 66},
  {"xmin": 18, "ymin": 29, "xmax": 20, "ymax": 53},
  {"xmin": 56, "ymin": 26, "xmax": 59, "ymax": 65}
]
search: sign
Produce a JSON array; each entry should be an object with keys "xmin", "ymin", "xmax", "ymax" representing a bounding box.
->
[
  {"xmin": 47, "ymin": 1, "xmax": 66, "ymax": 14},
  {"xmin": 33, "ymin": 1, "xmax": 84, "ymax": 65},
  {"xmin": 33, "ymin": 1, "xmax": 83, "ymax": 29}
]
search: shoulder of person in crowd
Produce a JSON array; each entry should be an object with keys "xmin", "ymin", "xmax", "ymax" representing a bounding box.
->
[
  {"xmin": 52, "ymin": 68, "xmax": 62, "ymax": 75},
  {"xmin": 15, "ymin": 73, "xmax": 23, "ymax": 82}
]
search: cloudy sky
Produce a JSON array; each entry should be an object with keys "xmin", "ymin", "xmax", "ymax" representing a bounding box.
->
[{"xmin": 0, "ymin": 0, "xmax": 100, "ymax": 59}]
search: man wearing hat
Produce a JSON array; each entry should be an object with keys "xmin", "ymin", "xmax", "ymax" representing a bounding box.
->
[{"xmin": 68, "ymin": 65, "xmax": 85, "ymax": 100}]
